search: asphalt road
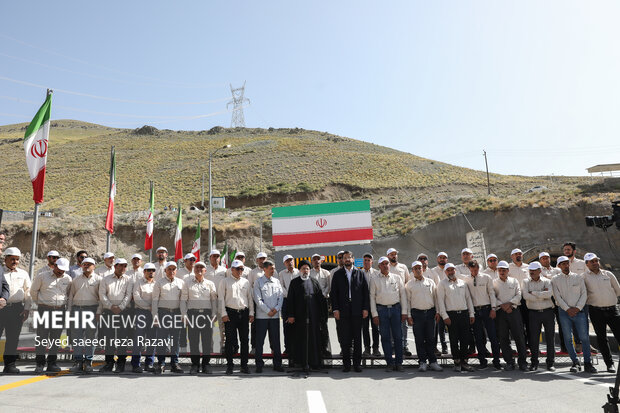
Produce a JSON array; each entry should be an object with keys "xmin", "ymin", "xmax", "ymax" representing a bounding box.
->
[{"xmin": 1, "ymin": 319, "xmax": 617, "ymax": 412}]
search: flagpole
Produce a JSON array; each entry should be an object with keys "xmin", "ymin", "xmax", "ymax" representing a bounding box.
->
[
  {"xmin": 28, "ymin": 88, "xmax": 52, "ymax": 279},
  {"xmin": 105, "ymin": 146, "xmax": 114, "ymax": 252},
  {"xmin": 149, "ymin": 180, "xmax": 154, "ymax": 262}
]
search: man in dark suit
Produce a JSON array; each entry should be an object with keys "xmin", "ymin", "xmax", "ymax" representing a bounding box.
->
[{"xmin": 330, "ymin": 251, "xmax": 370, "ymax": 372}]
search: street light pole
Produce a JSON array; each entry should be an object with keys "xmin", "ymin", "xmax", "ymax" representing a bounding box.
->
[{"xmin": 208, "ymin": 144, "xmax": 231, "ymax": 253}]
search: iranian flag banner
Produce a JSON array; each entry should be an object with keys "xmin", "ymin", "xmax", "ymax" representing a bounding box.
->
[
  {"xmin": 271, "ymin": 200, "xmax": 373, "ymax": 248},
  {"xmin": 104, "ymin": 148, "xmax": 116, "ymax": 233},
  {"xmin": 24, "ymin": 93, "xmax": 52, "ymax": 204},
  {"xmin": 144, "ymin": 183, "xmax": 154, "ymax": 250},
  {"xmin": 191, "ymin": 220, "xmax": 201, "ymax": 260},
  {"xmin": 174, "ymin": 206, "xmax": 183, "ymax": 261}
]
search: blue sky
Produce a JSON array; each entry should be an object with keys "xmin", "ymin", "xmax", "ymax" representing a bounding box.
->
[{"xmin": 1, "ymin": 1, "xmax": 619, "ymax": 176}]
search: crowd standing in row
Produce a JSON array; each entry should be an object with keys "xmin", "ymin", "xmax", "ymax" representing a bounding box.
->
[{"xmin": 0, "ymin": 241, "xmax": 618, "ymax": 377}]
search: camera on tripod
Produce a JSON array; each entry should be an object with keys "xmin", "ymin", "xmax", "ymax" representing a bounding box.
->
[{"xmin": 586, "ymin": 201, "xmax": 620, "ymax": 231}]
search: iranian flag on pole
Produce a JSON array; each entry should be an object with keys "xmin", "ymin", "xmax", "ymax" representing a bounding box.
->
[
  {"xmin": 191, "ymin": 220, "xmax": 201, "ymax": 260},
  {"xmin": 174, "ymin": 206, "xmax": 183, "ymax": 261},
  {"xmin": 104, "ymin": 147, "xmax": 116, "ymax": 233},
  {"xmin": 24, "ymin": 93, "xmax": 52, "ymax": 204},
  {"xmin": 271, "ymin": 200, "xmax": 373, "ymax": 248},
  {"xmin": 144, "ymin": 183, "xmax": 154, "ymax": 250}
]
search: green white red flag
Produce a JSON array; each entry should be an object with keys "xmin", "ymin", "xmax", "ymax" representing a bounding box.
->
[
  {"xmin": 174, "ymin": 206, "xmax": 183, "ymax": 261},
  {"xmin": 104, "ymin": 147, "xmax": 116, "ymax": 233},
  {"xmin": 271, "ymin": 200, "xmax": 373, "ymax": 248},
  {"xmin": 24, "ymin": 93, "xmax": 52, "ymax": 204},
  {"xmin": 191, "ymin": 220, "xmax": 201, "ymax": 260}
]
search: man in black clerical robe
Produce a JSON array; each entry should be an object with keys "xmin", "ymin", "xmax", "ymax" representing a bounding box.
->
[{"xmin": 286, "ymin": 260, "xmax": 328, "ymax": 370}]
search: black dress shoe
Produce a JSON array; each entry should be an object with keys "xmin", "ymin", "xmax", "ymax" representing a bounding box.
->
[
  {"xmin": 114, "ymin": 362, "xmax": 126, "ymax": 373},
  {"xmin": 273, "ymin": 366, "xmax": 285, "ymax": 372},
  {"xmin": 354, "ymin": 366, "xmax": 362, "ymax": 373},
  {"xmin": 607, "ymin": 364, "xmax": 616, "ymax": 373},
  {"xmin": 46, "ymin": 363, "xmax": 61, "ymax": 373},
  {"xmin": 145, "ymin": 364, "xmax": 155, "ymax": 373},
  {"xmin": 132, "ymin": 365, "xmax": 144, "ymax": 374},
  {"xmin": 153, "ymin": 363, "xmax": 164, "ymax": 374},
  {"xmin": 255, "ymin": 366, "xmax": 263, "ymax": 373},
  {"xmin": 202, "ymin": 365, "xmax": 212, "ymax": 374},
  {"xmin": 34, "ymin": 364, "xmax": 45, "ymax": 374},
  {"xmin": 3, "ymin": 364, "xmax": 20, "ymax": 374},
  {"xmin": 99, "ymin": 362, "xmax": 114, "ymax": 373},
  {"xmin": 342, "ymin": 366, "xmax": 351, "ymax": 373},
  {"xmin": 226, "ymin": 366, "xmax": 233, "ymax": 375},
  {"xmin": 240, "ymin": 366, "xmax": 250, "ymax": 374},
  {"xmin": 170, "ymin": 364, "xmax": 184, "ymax": 374}
]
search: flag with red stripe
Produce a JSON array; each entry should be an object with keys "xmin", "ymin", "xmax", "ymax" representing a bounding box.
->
[{"xmin": 24, "ymin": 93, "xmax": 52, "ymax": 204}]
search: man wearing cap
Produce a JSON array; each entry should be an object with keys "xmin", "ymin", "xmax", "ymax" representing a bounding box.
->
[
  {"xmin": 386, "ymin": 248, "xmax": 412, "ymax": 356},
  {"xmin": 522, "ymin": 261, "xmax": 555, "ymax": 371},
  {"xmin": 361, "ymin": 253, "xmax": 380, "ymax": 357},
  {"xmin": 311, "ymin": 253, "xmax": 333, "ymax": 357},
  {"xmin": 552, "ymin": 256, "xmax": 596, "ymax": 373},
  {"xmin": 182, "ymin": 260, "xmax": 218, "ymax": 374},
  {"xmin": 126, "ymin": 254, "xmax": 144, "ymax": 283},
  {"xmin": 226, "ymin": 252, "xmax": 251, "ymax": 279},
  {"xmin": 206, "ymin": 249, "xmax": 226, "ymax": 351},
  {"xmin": 36, "ymin": 250, "xmax": 60, "ymax": 279},
  {"xmin": 68, "ymin": 257, "xmax": 101, "ymax": 373},
  {"xmin": 563, "ymin": 242, "xmax": 586, "ymax": 274},
  {"xmin": 482, "ymin": 254, "xmax": 499, "ymax": 280},
  {"xmin": 96, "ymin": 252, "xmax": 116, "ymax": 278},
  {"xmin": 508, "ymin": 248, "xmax": 531, "ymax": 348},
  {"xmin": 69, "ymin": 250, "xmax": 88, "ymax": 279},
  {"xmin": 0, "ymin": 247, "xmax": 31, "ymax": 374},
  {"xmin": 583, "ymin": 253, "xmax": 620, "ymax": 373},
  {"xmin": 430, "ymin": 252, "xmax": 449, "ymax": 355},
  {"xmin": 98, "ymin": 258, "xmax": 133, "ymax": 373},
  {"xmin": 370, "ymin": 256, "xmax": 407, "ymax": 372},
  {"xmin": 31, "ymin": 257, "xmax": 72, "ymax": 373},
  {"xmin": 456, "ymin": 248, "xmax": 474, "ymax": 277},
  {"xmin": 220, "ymin": 259, "xmax": 254, "ymax": 374},
  {"xmin": 279, "ymin": 254, "xmax": 299, "ymax": 357},
  {"xmin": 253, "ymin": 259, "xmax": 284, "ymax": 373},
  {"xmin": 331, "ymin": 251, "xmax": 370, "ymax": 373},
  {"xmin": 152, "ymin": 261, "xmax": 185, "ymax": 374},
  {"xmin": 154, "ymin": 247, "xmax": 168, "ymax": 280},
  {"xmin": 248, "ymin": 252, "xmax": 268, "ymax": 356},
  {"xmin": 249, "ymin": 252, "xmax": 268, "ymax": 288},
  {"xmin": 131, "ymin": 262, "xmax": 157, "ymax": 373},
  {"xmin": 538, "ymin": 252, "xmax": 558, "ymax": 279},
  {"xmin": 406, "ymin": 260, "xmax": 443, "ymax": 372},
  {"xmin": 493, "ymin": 260, "xmax": 528, "ymax": 371},
  {"xmin": 464, "ymin": 260, "xmax": 501, "ymax": 370},
  {"xmin": 177, "ymin": 253, "xmax": 196, "ymax": 279},
  {"xmin": 437, "ymin": 263, "xmax": 475, "ymax": 372},
  {"xmin": 417, "ymin": 253, "xmax": 433, "ymax": 279}
]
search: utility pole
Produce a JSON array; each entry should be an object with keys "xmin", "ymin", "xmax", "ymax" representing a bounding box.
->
[
  {"xmin": 201, "ymin": 172, "xmax": 205, "ymax": 208},
  {"xmin": 483, "ymin": 150, "xmax": 490, "ymax": 195},
  {"xmin": 227, "ymin": 81, "xmax": 250, "ymax": 127}
]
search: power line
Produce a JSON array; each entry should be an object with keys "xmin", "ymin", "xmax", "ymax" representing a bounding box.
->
[
  {"xmin": 0, "ymin": 33, "xmax": 228, "ymax": 89},
  {"xmin": 0, "ymin": 75, "xmax": 230, "ymax": 105}
]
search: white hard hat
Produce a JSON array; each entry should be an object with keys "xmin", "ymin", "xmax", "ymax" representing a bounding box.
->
[
  {"xmin": 538, "ymin": 252, "xmax": 550, "ymax": 259},
  {"xmin": 557, "ymin": 256, "xmax": 569, "ymax": 265},
  {"xmin": 194, "ymin": 261, "xmax": 207, "ymax": 267},
  {"xmin": 411, "ymin": 261, "xmax": 423, "ymax": 268},
  {"xmin": 437, "ymin": 251, "xmax": 448, "ymax": 258},
  {"xmin": 156, "ymin": 246, "xmax": 168, "ymax": 252},
  {"xmin": 231, "ymin": 259, "xmax": 244, "ymax": 268},
  {"xmin": 131, "ymin": 254, "xmax": 142, "ymax": 260},
  {"xmin": 283, "ymin": 254, "xmax": 294, "ymax": 263},
  {"xmin": 444, "ymin": 263, "xmax": 456, "ymax": 271},
  {"xmin": 378, "ymin": 257, "xmax": 389, "ymax": 265},
  {"xmin": 461, "ymin": 248, "xmax": 473, "ymax": 254},
  {"xmin": 114, "ymin": 258, "xmax": 128, "ymax": 265},
  {"xmin": 528, "ymin": 262, "xmax": 542, "ymax": 270},
  {"xmin": 103, "ymin": 252, "xmax": 115, "ymax": 259},
  {"xmin": 497, "ymin": 261, "xmax": 510, "ymax": 269},
  {"xmin": 184, "ymin": 253, "xmax": 196, "ymax": 260},
  {"xmin": 209, "ymin": 249, "xmax": 220, "ymax": 256},
  {"xmin": 164, "ymin": 261, "xmax": 177, "ymax": 269},
  {"xmin": 143, "ymin": 263, "xmax": 156, "ymax": 270},
  {"xmin": 486, "ymin": 254, "xmax": 498, "ymax": 260},
  {"xmin": 511, "ymin": 248, "xmax": 522, "ymax": 255},
  {"xmin": 386, "ymin": 248, "xmax": 398, "ymax": 255},
  {"xmin": 47, "ymin": 250, "xmax": 60, "ymax": 257},
  {"xmin": 256, "ymin": 252, "xmax": 268, "ymax": 259}
]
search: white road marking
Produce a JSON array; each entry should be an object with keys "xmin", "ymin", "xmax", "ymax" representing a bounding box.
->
[
  {"xmin": 538, "ymin": 369, "xmax": 612, "ymax": 388},
  {"xmin": 307, "ymin": 390, "xmax": 328, "ymax": 413}
]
